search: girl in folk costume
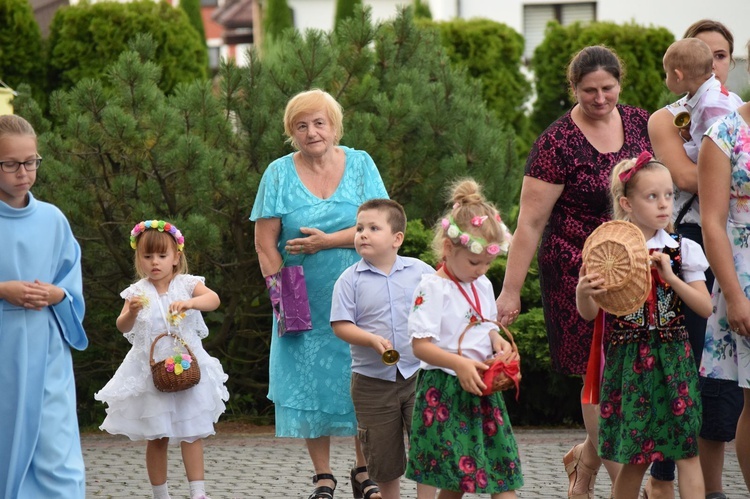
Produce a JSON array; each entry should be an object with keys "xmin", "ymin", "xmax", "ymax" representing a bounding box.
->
[
  {"xmin": 405, "ymin": 179, "xmax": 522, "ymax": 498},
  {"xmin": 95, "ymin": 220, "xmax": 229, "ymax": 499},
  {"xmin": 576, "ymin": 152, "xmax": 711, "ymax": 499}
]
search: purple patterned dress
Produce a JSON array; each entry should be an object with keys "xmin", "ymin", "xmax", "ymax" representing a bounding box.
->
[{"xmin": 526, "ymin": 104, "xmax": 651, "ymax": 375}]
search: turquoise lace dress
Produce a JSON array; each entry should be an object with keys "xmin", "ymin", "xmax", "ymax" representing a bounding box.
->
[{"xmin": 250, "ymin": 146, "xmax": 388, "ymax": 438}]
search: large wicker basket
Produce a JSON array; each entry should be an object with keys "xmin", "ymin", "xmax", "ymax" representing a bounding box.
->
[
  {"xmin": 582, "ymin": 220, "xmax": 651, "ymax": 316},
  {"xmin": 150, "ymin": 332, "xmax": 201, "ymax": 393},
  {"xmin": 458, "ymin": 319, "xmax": 521, "ymax": 397}
]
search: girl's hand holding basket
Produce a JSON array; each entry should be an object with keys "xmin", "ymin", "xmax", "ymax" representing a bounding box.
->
[{"xmin": 453, "ymin": 355, "xmax": 489, "ymax": 396}]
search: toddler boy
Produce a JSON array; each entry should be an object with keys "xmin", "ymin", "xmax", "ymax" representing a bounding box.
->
[
  {"xmin": 663, "ymin": 37, "xmax": 743, "ymax": 163},
  {"xmin": 331, "ymin": 199, "xmax": 435, "ymax": 499}
]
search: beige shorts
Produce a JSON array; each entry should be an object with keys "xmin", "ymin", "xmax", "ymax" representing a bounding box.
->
[{"xmin": 350, "ymin": 371, "xmax": 417, "ymax": 482}]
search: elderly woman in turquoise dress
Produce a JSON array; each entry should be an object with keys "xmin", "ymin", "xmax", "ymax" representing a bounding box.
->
[{"xmin": 251, "ymin": 89, "xmax": 388, "ymax": 499}]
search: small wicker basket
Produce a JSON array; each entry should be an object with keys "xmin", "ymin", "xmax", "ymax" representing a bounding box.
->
[
  {"xmin": 458, "ymin": 319, "xmax": 521, "ymax": 397},
  {"xmin": 582, "ymin": 220, "xmax": 651, "ymax": 316},
  {"xmin": 150, "ymin": 332, "xmax": 201, "ymax": 393}
]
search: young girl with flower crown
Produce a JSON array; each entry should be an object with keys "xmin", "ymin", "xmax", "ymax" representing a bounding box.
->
[
  {"xmin": 405, "ymin": 179, "xmax": 522, "ymax": 498},
  {"xmin": 95, "ymin": 220, "xmax": 229, "ymax": 499},
  {"xmin": 576, "ymin": 152, "xmax": 711, "ymax": 499}
]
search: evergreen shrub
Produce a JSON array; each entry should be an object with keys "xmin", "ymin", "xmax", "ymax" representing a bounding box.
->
[
  {"xmin": 432, "ymin": 18, "xmax": 532, "ymax": 149},
  {"xmin": 0, "ymin": 0, "xmax": 45, "ymax": 103},
  {"xmin": 46, "ymin": 0, "xmax": 207, "ymax": 95}
]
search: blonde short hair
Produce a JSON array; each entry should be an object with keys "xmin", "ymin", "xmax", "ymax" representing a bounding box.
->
[
  {"xmin": 663, "ymin": 38, "xmax": 713, "ymax": 80},
  {"xmin": 283, "ymin": 89, "xmax": 344, "ymax": 149}
]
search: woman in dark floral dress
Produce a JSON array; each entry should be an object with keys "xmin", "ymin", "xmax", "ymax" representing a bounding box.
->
[
  {"xmin": 495, "ymin": 45, "xmax": 651, "ymax": 498},
  {"xmin": 577, "ymin": 154, "xmax": 711, "ymax": 498}
]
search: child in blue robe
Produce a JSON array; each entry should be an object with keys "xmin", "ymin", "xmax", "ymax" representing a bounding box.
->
[{"xmin": 0, "ymin": 114, "xmax": 88, "ymax": 497}]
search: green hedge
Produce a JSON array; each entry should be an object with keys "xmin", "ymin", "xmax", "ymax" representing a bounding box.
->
[
  {"xmin": 46, "ymin": 0, "xmax": 207, "ymax": 95},
  {"xmin": 0, "ymin": 0, "xmax": 45, "ymax": 103}
]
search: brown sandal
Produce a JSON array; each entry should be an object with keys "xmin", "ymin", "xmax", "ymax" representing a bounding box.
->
[{"xmin": 563, "ymin": 444, "xmax": 598, "ymax": 499}]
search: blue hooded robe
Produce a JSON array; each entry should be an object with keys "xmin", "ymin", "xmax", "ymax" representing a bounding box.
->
[{"xmin": 0, "ymin": 192, "xmax": 87, "ymax": 498}]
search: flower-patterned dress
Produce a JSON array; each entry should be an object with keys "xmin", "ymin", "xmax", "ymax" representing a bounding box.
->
[
  {"xmin": 599, "ymin": 231, "xmax": 707, "ymax": 463},
  {"xmin": 405, "ymin": 274, "xmax": 523, "ymax": 493},
  {"xmin": 701, "ymin": 110, "xmax": 750, "ymax": 387},
  {"xmin": 95, "ymin": 274, "xmax": 229, "ymax": 444}
]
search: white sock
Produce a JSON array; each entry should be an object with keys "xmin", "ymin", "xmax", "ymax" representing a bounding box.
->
[
  {"xmin": 189, "ymin": 480, "xmax": 206, "ymax": 498},
  {"xmin": 152, "ymin": 482, "xmax": 170, "ymax": 499}
]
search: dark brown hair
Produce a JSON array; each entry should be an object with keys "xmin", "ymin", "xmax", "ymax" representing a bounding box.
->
[
  {"xmin": 358, "ymin": 198, "xmax": 407, "ymax": 234},
  {"xmin": 683, "ymin": 19, "xmax": 735, "ymax": 66},
  {"xmin": 567, "ymin": 45, "xmax": 625, "ymax": 89}
]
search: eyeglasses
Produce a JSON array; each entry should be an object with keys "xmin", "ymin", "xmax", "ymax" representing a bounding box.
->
[{"xmin": 0, "ymin": 157, "xmax": 42, "ymax": 173}]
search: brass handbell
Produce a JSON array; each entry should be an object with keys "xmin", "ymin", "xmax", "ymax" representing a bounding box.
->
[
  {"xmin": 673, "ymin": 111, "xmax": 691, "ymax": 129},
  {"xmin": 382, "ymin": 349, "xmax": 400, "ymax": 365}
]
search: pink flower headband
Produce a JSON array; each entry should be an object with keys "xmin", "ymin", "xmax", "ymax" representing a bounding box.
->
[
  {"xmin": 130, "ymin": 220, "xmax": 185, "ymax": 251},
  {"xmin": 618, "ymin": 151, "xmax": 654, "ymax": 184},
  {"xmin": 440, "ymin": 215, "xmax": 511, "ymax": 255}
]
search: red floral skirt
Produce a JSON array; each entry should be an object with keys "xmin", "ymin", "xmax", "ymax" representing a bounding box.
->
[
  {"xmin": 599, "ymin": 329, "xmax": 701, "ymax": 464},
  {"xmin": 405, "ymin": 369, "xmax": 523, "ymax": 493}
]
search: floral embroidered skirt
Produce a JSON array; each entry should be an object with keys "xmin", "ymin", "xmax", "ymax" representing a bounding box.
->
[
  {"xmin": 405, "ymin": 369, "xmax": 523, "ymax": 493},
  {"xmin": 599, "ymin": 331, "xmax": 701, "ymax": 464}
]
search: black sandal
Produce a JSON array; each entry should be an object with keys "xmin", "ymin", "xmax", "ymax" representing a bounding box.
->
[
  {"xmin": 350, "ymin": 466, "xmax": 380, "ymax": 499},
  {"xmin": 308, "ymin": 473, "xmax": 337, "ymax": 499}
]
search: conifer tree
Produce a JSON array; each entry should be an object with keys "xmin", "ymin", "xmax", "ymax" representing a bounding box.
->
[
  {"xmin": 263, "ymin": 0, "xmax": 293, "ymax": 43},
  {"xmin": 46, "ymin": 0, "xmax": 207, "ymax": 95},
  {"xmin": 412, "ymin": 0, "xmax": 432, "ymax": 19},
  {"xmin": 333, "ymin": 0, "xmax": 361, "ymax": 31},
  {"xmin": 15, "ymin": 8, "xmax": 521, "ymax": 423},
  {"xmin": 179, "ymin": 0, "xmax": 207, "ymax": 42},
  {"xmin": 0, "ymin": 0, "xmax": 45, "ymax": 103}
]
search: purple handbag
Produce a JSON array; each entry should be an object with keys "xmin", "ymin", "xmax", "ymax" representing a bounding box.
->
[{"xmin": 265, "ymin": 265, "xmax": 313, "ymax": 336}]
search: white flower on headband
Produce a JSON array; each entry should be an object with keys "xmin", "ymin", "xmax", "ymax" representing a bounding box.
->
[{"xmin": 441, "ymin": 216, "xmax": 509, "ymax": 256}]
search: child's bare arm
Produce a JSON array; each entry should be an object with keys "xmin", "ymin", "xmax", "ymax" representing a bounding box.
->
[
  {"xmin": 412, "ymin": 337, "xmax": 488, "ymax": 396},
  {"xmin": 116, "ymin": 298, "xmax": 143, "ymax": 333},
  {"xmin": 488, "ymin": 329, "xmax": 518, "ymax": 361},
  {"xmin": 170, "ymin": 282, "xmax": 220, "ymax": 313},
  {"xmin": 576, "ymin": 264, "xmax": 605, "ymax": 321},
  {"xmin": 332, "ymin": 320, "xmax": 391, "ymax": 354},
  {"xmin": 651, "ymin": 252, "xmax": 712, "ymax": 318}
]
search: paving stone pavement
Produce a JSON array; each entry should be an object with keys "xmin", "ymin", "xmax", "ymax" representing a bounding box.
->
[{"xmin": 83, "ymin": 427, "xmax": 744, "ymax": 498}]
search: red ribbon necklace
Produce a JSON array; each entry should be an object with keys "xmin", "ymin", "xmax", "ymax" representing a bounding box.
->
[{"xmin": 443, "ymin": 265, "xmax": 483, "ymax": 320}]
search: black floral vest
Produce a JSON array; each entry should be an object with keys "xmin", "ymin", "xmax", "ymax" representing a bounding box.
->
[{"xmin": 605, "ymin": 234, "xmax": 687, "ymax": 345}]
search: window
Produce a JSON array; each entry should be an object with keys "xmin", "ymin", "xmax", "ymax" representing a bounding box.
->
[{"xmin": 523, "ymin": 3, "xmax": 596, "ymax": 61}]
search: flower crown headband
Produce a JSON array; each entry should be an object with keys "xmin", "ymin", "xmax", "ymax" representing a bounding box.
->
[
  {"xmin": 441, "ymin": 213, "xmax": 510, "ymax": 256},
  {"xmin": 130, "ymin": 220, "xmax": 185, "ymax": 251}
]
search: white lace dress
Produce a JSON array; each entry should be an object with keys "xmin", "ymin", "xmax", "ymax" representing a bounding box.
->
[{"xmin": 95, "ymin": 274, "xmax": 229, "ymax": 444}]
